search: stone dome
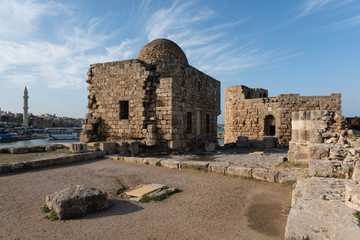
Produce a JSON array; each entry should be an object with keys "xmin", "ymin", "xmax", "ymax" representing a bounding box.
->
[{"xmin": 137, "ymin": 39, "xmax": 188, "ymax": 64}]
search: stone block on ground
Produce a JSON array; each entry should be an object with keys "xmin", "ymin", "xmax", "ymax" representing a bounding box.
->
[
  {"xmin": 99, "ymin": 142, "xmax": 117, "ymax": 154},
  {"xmin": 309, "ymin": 143, "xmax": 330, "ymax": 159},
  {"xmin": 208, "ymin": 162, "xmax": 230, "ymax": 174},
  {"xmin": 46, "ymin": 185, "xmax": 108, "ymax": 220},
  {"xmin": 160, "ymin": 159, "xmax": 180, "ymax": 169},
  {"xmin": 70, "ymin": 142, "xmax": 87, "ymax": 153},
  {"xmin": 278, "ymin": 169, "xmax": 307, "ymax": 184},
  {"xmin": 309, "ymin": 159, "xmax": 353, "ymax": 178},
  {"xmin": 225, "ymin": 165, "xmax": 252, "ymax": 178},
  {"xmin": 252, "ymin": 167, "xmax": 279, "ymax": 182},
  {"xmin": 181, "ymin": 161, "xmax": 209, "ymax": 170}
]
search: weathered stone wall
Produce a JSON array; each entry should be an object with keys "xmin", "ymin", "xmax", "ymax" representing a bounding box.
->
[
  {"xmin": 288, "ymin": 110, "xmax": 360, "ymax": 179},
  {"xmin": 225, "ymin": 85, "xmax": 341, "ymax": 144},
  {"xmin": 80, "ymin": 39, "xmax": 220, "ymax": 150},
  {"xmin": 80, "ymin": 59, "xmax": 154, "ymax": 142}
]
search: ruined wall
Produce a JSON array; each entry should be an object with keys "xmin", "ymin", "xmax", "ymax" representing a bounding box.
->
[
  {"xmin": 225, "ymin": 85, "xmax": 341, "ymax": 144},
  {"xmin": 149, "ymin": 61, "xmax": 220, "ymax": 149},
  {"xmin": 80, "ymin": 60, "xmax": 220, "ymax": 150},
  {"xmin": 288, "ymin": 110, "xmax": 360, "ymax": 180},
  {"xmin": 81, "ymin": 39, "xmax": 221, "ymax": 150},
  {"xmin": 170, "ymin": 65, "xmax": 221, "ymax": 148},
  {"xmin": 80, "ymin": 59, "xmax": 155, "ymax": 142}
]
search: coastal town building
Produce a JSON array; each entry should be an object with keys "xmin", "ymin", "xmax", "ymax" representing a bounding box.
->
[
  {"xmin": 224, "ymin": 85, "xmax": 341, "ymax": 145},
  {"xmin": 80, "ymin": 39, "xmax": 221, "ymax": 150}
]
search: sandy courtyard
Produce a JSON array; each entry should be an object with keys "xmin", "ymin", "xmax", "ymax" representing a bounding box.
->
[{"xmin": 0, "ymin": 159, "xmax": 292, "ymax": 240}]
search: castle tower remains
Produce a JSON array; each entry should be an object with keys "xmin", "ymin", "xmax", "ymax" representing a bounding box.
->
[{"xmin": 23, "ymin": 86, "xmax": 29, "ymax": 127}]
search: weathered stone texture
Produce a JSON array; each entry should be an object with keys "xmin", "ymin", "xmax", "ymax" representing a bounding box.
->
[
  {"xmin": 80, "ymin": 39, "xmax": 220, "ymax": 150},
  {"xmin": 46, "ymin": 185, "xmax": 108, "ymax": 220},
  {"xmin": 225, "ymin": 85, "xmax": 341, "ymax": 144}
]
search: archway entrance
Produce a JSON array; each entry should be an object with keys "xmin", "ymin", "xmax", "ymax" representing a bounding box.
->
[{"xmin": 264, "ymin": 115, "xmax": 276, "ymax": 136}]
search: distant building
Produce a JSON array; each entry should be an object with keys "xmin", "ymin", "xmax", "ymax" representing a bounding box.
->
[
  {"xmin": 224, "ymin": 85, "xmax": 341, "ymax": 145},
  {"xmin": 80, "ymin": 39, "xmax": 221, "ymax": 150}
]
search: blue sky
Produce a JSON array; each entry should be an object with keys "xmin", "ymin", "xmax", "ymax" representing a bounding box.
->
[{"xmin": 0, "ymin": 0, "xmax": 359, "ymax": 124}]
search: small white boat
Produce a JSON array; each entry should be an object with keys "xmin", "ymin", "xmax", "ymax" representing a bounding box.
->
[{"xmin": 48, "ymin": 132, "xmax": 79, "ymax": 140}]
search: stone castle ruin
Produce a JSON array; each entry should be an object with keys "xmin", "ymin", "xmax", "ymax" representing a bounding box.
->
[
  {"xmin": 80, "ymin": 39, "xmax": 220, "ymax": 150},
  {"xmin": 224, "ymin": 85, "xmax": 341, "ymax": 145}
]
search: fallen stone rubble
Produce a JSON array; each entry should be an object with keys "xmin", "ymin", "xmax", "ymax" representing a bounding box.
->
[{"xmin": 285, "ymin": 177, "xmax": 360, "ymax": 240}]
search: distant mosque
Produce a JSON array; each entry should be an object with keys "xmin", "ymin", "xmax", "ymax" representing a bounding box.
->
[{"xmin": 23, "ymin": 86, "xmax": 29, "ymax": 128}]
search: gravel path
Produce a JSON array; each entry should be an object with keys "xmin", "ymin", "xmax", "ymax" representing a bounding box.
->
[{"xmin": 0, "ymin": 158, "xmax": 292, "ymax": 240}]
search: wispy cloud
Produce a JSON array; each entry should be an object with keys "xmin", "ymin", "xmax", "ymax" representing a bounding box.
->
[
  {"xmin": 0, "ymin": 0, "xmax": 300, "ymax": 90},
  {"xmin": 333, "ymin": 14, "xmax": 360, "ymax": 27},
  {"xmin": 143, "ymin": 1, "xmax": 297, "ymax": 78},
  {"xmin": 299, "ymin": 0, "xmax": 331, "ymax": 17},
  {"xmin": 0, "ymin": 0, "xmax": 67, "ymax": 39}
]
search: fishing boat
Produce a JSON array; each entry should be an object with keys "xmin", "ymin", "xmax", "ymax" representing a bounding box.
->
[{"xmin": 46, "ymin": 128, "xmax": 80, "ymax": 140}]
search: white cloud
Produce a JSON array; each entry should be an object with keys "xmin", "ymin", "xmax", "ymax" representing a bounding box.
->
[
  {"xmin": 146, "ymin": 1, "xmax": 215, "ymax": 41},
  {"xmin": 0, "ymin": 0, "xmax": 300, "ymax": 91},
  {"xmin": 0, "ymin": 0, "xmax": 66, "ymax": 39},
  {"xmin": 144, "ymin": 1, "xmax": 297, "ymax": 78},
  {"xmin": 300, "ymin": 0, "xmax": 331, "ymax": 17},
  {"xmin": 334, "ymin": 14, "xmax": 360, "ymax": 27}
]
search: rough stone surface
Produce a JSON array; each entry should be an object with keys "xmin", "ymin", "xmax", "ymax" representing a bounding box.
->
[
  {"xmin": 208, "ymin": 162, "xmax": 229, "ymax": 174},
  {"xmin": 80, "ymin": 38, "xmax": 221, "ymax": 151},
  {"xmin": 225, "ymin": 85, "xmax": 341, "ymax": 145},
  {"xmin": 160, "ymin": 159, "xmax": 180, "ymax": 169},
  {"xmin": 99, "ymin": 142, "xmax": 117, "ymax": 154},
  {"xmin": 252, "ymin": 168, "xmax": 278, "ymax": 182},
  {"xmin": 70, "ymin": 143, "xmax": 87, "ymax": 153},
  {"xmin": 285, "ymin": 177, "xmax": 360, "ymax": 240},
  {"xmin": 46, "ymin": 185, "xmax": 108, "ymax": 220},
  {"xmin": 309, "ymin": 159, "xmax": 353, "ymax": 178},
  {"xmin": 181, "ymin": 161, "xmax": 209, "ymax": 170},
  {"xmin": 345, "ymin": 181, "xmax": 360, "ymax": 211},
  {"xmin": 225, "ymin": 165, "xmax": 252, "ymax": 178}
]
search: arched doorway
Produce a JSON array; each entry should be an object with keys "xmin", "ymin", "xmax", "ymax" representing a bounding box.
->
[{"xmin": 264, "ymin": 115, "xmax": 276, "ymax": 136}]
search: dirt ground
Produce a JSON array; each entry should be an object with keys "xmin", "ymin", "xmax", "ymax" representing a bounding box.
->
[{"xmin": 0, "ymin": 158, "xmax": 292, "ymax": 240}]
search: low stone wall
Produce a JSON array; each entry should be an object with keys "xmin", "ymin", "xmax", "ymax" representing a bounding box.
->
[
  {"xmin": 0, "ymin": 151, "xmax": 106, "ymax": 174},
  {"xmin": 107, "ymin": 155, "xmax": 306, "ymax": 184},
  {"xmin": 0, "ymin": 144, "xmax": 65, "ymax": 154}
]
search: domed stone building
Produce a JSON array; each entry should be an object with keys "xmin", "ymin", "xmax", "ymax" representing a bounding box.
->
[{"xmin": 80, "ymin": 39, "xmax": 221, "ymax": 150}]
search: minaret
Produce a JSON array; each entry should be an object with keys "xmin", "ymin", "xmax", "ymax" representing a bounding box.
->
[{"xmin": 23, "ymin": 86, "xmax": 29, "ymax": 127}]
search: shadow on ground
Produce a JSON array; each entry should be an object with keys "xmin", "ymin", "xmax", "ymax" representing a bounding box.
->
[{"xmin": 84, "ymin": 199, "xmax": 144, "ymax": 219}]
